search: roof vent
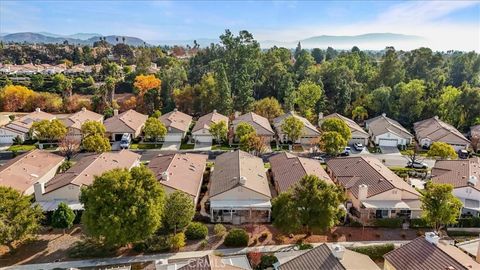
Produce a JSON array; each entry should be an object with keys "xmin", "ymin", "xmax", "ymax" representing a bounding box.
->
[
  {"xmin": 239, "ymin": 176, "xmax": 247, "ymax": 185},
  {"xmin": 425, "ymin": 232, "xmax": 439, "ymax": 245},
  {"xmin": 332, "ymin": 244, "xmax": 345, "ymax": 260},
  {"xmin": 161, "ymin": 171, "xmax": 169, "ymax": 181},
  {"xmin": 468, "ymin": 175, "xmax": 478, "ymax": 186}
]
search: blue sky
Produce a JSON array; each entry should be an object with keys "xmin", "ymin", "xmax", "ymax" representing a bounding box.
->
[{"xmin": 1, "ymin": 1, "xmax": 479, "ymax": 50}]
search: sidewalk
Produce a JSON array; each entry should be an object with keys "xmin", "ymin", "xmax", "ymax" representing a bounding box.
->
[{"xmin": 1, "ymin": 240, "xmax": 410, "ymax": 270}]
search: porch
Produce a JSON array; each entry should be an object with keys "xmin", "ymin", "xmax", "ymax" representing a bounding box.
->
[
  {"xmin": 210, "ymin": 200, "xmax": 271, "ymax": 224},
  {"xmin": 358, "ymin": 200, "xmax": 421, "ymax": 222}
]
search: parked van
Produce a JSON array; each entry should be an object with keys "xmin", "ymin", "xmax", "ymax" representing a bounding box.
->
[{"xmin": 120, "ymin": 133, "xmax": 131, "ymax": 149}]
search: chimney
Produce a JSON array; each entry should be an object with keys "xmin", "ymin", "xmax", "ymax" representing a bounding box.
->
[
  {"xmin": 382, "ymin": 113, "xmax": 386, "ymax": 117},
  {"xmin": 358, "ymin": 184, "xmax": 368, "ymax": 201},
  {"xmin": 34, "ymin": 182, "xmax": 45, "ymax": 201},
  {"xmin": 161, "ymin": 171, "xmax": 169, "ymax": 181},
  {"xmin": 332, "ymin": 244, "xmax": 345, "ymax": 260},
  {"xmin": 425, "ymin": 232, "xmax": 440, "ymax": 245},
  {"xmin": 239, "ymin": 176, "xmax": 247, "ymax": 185},
  {"xmin": 434, "ymin": 115, "xmax": 439, "ymax": 120},
  {"xmin": 213, "ymin": 109, "xmax": 217, "ymax": 113},
  {"xmin": 35, "ymin": 108, "xmax": 41, "ymax": 112},
  {"xmin": 234, "ymin": 111, "xmax": 240, "ymax": 118},
  {"xmin": 81, "ymin": 107, "xmax": 86, "ymax": 112},
  {"xmin": 173, "ymin": 108, "xmax": 178, "ymax": 112},
  {"xmin": 113, "ymin": 109, "xmax": 119, "ymax": 116}
]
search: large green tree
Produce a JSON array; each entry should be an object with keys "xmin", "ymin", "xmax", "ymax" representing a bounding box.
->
[
  {"xmin": 235, "ymin": 122, "xmax": 256, "ymax": 140},
  {"xmin": 421, "ymin": 183, "xmax": 462, "ymax": 232},
  {"xmin": 30, "ymin": 119, "xmax": 67, "ymax": 142},
  {"xmin": 377, "ymin": 47, "xmax": 405, "ymax": 88},
  {"xmin": 295, "ymin": 81, "xmax": 323, "ymax": 121},
  {"xmin": 281, "ymin": 116, "xmax": 304, "ymax": 144},
  {"xmin": 0, "ymin": 187, "xmax": 43, "ymax": 253},
  {"xmin": 143, "ymin": 117, "xmax": 167, "ymax": 142},
  {"xmin": 252, "ymin": 97, "xmax": 284, "ymax": 122},
  {"xmin": 209, "ymin": 120, "xmax": 228, "ymax": 143},
  {"xmin": 272, "ymin": 175, "xmax": 345, "ymax": 234},
  {"xmin": 81, "ymin": 121, "xmax": 107, "ymax": 138},
  {"xmin": 319, "ymin": 131, "xmax": 347, "ymax": 156},
  {"xmin": 80, "ymin": 166, "xmax": 166, "ymax": 247},
  {"xmin": 163, "ymin": 191, "xmax": 195, "ymax": 234},
  {"xmin": 426, "ymin": 142, "xmax": 458, "ymax": 159},
  {"xmin": 320, "ymin": 118, "xmax": 352, "ymax": 142}
]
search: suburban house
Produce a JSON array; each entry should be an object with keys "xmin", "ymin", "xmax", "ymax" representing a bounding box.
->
[
  {"xmin": 274, "ymin": 243, "xmax": 379, "ymax": 270},
  {"xmin": 159, "ymin": 108, "xmax": 193, "ymax": 142},
  {"xmin": 148, "ymin": 153, "xmax": 208, "ymax": 204},
  {"xmin": 191, "ymin": 110, "xmax": 229, "ymax": 143},
  {"xmin": 160, "ymin": 254, "xmax": 252, "ymax": 270},
  {"xmin": 326, "ymin": 156, "xmax": 422, "ymax": 222},
  {"xmin": 384, "ymin": 232, "xmax": 480, "ymax": 270},
  {"xmin": 232, "ymin": 112, "xmax": 275, "ymax": 143},
  {"xmin": 413, "ymin": 116, "xmax": 470, "ymax": 151},
  {"xmin": 0, "ymin": 149, "xmax": 64, "ymax": 195},
  {"xmin": 320, "ymin": 113, "xmax": 369, "ymax": 145},
  {"xmin": 273, "ymin": 111, "xmax": 320, "ymax": 144},
  {"xmin": 34, "ymin": 150, "xmax": 141, "ymax": 211},
  {"xmin": 365, "ymin": 113, "xmax": 414, "ymax": 148},
  {"xmin": 431, "ymin": 157, "xmax": 480, "ymax": 216},
  {"xmin": 104, "ymin": 109, "xmax": 148, "ymax": 141},
  {"xmin": 61, "ymin": 107, "xmax": 103, "ymax": 140},
  {"xmin": 208, "ymin": 150, "xmax": 272, "ymax": 224},
  {"xmin": 0, "ymin": 108, "xmax": 55, "ymax": 144},
  {"xmin": 269, "ymin": 152, "xmax": 333, "ymax": 194}
]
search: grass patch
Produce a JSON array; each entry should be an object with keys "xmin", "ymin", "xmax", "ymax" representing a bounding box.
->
[
  {"xmin": 349, "ymin": 244, "xmax": 394, "ymax": 261},
  {"xmin": 7, "ymin": 144, "xmax": 36, "ymax": 151},
  {"xmin": 130, "ymin": 143, "xmax": 162, "ymax": 150},
  {"xmin": 180, "ymin": 143, "xmax": 195, "ymax": 150},
  {"xmin": 264, "ymin": 162, "xmax": 271, "ymax": 169},
  {"xmin": 212, "ymin": 144, "xmax": 235, "ymax": 150}
]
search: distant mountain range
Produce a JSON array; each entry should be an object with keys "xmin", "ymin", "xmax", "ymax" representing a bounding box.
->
[
  {"xmin": 0, "ymin": 32, "xmax": 425, "ymax": 50},
  {"xmin": 0, "ymin": 32, "xmax": 147, "ymax": 46}
]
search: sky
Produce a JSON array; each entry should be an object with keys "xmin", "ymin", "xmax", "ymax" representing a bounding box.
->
[{"xmin": 1, "ymin": 1, "xmax": 479, "ymax": 51}]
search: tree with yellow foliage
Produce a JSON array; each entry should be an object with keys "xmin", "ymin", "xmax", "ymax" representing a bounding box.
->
[
  {"xmin": 0, "ymin": 85, "xmax": 36, "ymax": 112},
  {"xmin": 133, "ymin": 74, "xmax": 161, "ymax": 95}
]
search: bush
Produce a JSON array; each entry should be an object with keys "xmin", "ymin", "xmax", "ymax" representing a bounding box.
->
[
  {"xmin": 410, "ymin": 218, "xmax": 430, "ymax": 228},
  {"xmin": 143, "ymin": 234, "xmax": 171, "ymax": 252},
  {"xmin": 169, "ymin": 232, "xmax": 186, "ymax": 251},
  {"xmin": 259, "ymin": 254, "xmax": 278, "ymax": 269},
  {"xmin": 349, "ymin": 244, "xmax": 395, "ymax": 261},
  {"xmin": 447, "ymin": 230, "xmax": 480, "ymax": 237},
  {"xmin": 185, "ymin": 222, "xmax": 208, "ymax": 240},
  {"xmin": 456, "ymin": 217, "xmax": 480, "ymax": 228},
  {"xmin": 199, "ymin": 239, "xmax": 208, "ymax": 249},
  {"xmin": 224, "ymin": 228, "xmax": 249, "ymax": 247},
  {"xmin": 68, "ymin": 239, "xmax": 116, "ymax": 258},
  {"xmin": 373, "ymin": 218, "xmax": 403, "ymax": 228},
  {"xmin": 297, "ymin": 243, "xmax": 313, "ymax": 250},
  {"xmin": 349, "ymin": 220, "xmax": 363, "ymax": 227},
  {"xmin": 214, "ymin": 224, "xmax": 227, "ymax": 236}
]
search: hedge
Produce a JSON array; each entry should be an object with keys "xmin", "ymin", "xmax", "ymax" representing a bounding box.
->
[
  {"xmin": 373, "ymin": 218, "xmax": 403, "ymax": 228},
  {"xmin": 455, "ymin": 217, "xmax": 480, "ymax": 228},
  {"xmin": 224, "ymin": 228, "xmax": 249, "ymax": 247},
  {"xmin": 185, "ymin": 222, "xmax": 208, "ymax": 240},
  {"xmin": 447, "ymin": 230, "xmax": 480, "ymax": 237},
  {"xmin": 409, "ymin": 218, "xmax": 430, "ymax": 228},
  {"xmin": 349, "ymin": 244, "xmax": 395, "ymax": 261}
]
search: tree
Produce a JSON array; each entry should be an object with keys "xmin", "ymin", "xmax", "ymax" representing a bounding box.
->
[
  {"xmin": 52, "ymin": 73, "xmax": 73, "ymax": 100},
  {"xmin": 213, "ymin": 64, "xmax": 233, "ymax": 115},
  {"xmin": 30, "ymin": 119, "xmax": 67, "ymax": 142},
  {"xmin": 134, "ymin": 74, "xmax": 161, "ymax": 95},
  {"xmin": 235, "ymin": 122, "xmax": 256, "ymax": 139},
  {"xmin": 295, "ymin": 81, "xmax": 323, "ymax": 121},
  {"xmin": 272, "ymin": 175, "xmax": 345, "ymax": 234},
  {"xmin": 378, "ymin": 47, "xmax": 405, "ymax": 88},
  {"xmin": 163, "ymin": 191, "xmax": 195, "ymax": 234},
  {"xmin": 366, "ymin": 86, "xmax": 392, "ymax": 116},
  {"xmin": 351, "ymin": 106, "xmax": 368, "ymax": 122},
  {"xmin": 208, "ymin": 120, "xmax": 228, "ymax": 144},
  {"xmin": 0, "ymin": 85, "xmax": 36, "ymax": 112},
  {"xmin": 320, "ymin": 118, "xmax": 352, "ymax": 142},
  {"xmin": 421, "ymin": 183, "xmax": 462, "ymax": 233},
  {"xmin": 81, "ymin": 121, "xmax": 107, "ymax": 138},
  {"xmin": 143, "ymin": 117, "xmax": 167, "ymax": 143},
  {"xmin": 82, "ymin": 134, "xmax": 111, "ymax": 153},
  {"xmin": 281, "ymin": 116, "xmax": 304, "ymax": 144},
  {"xmin": 240, "ymin": 132, "xmax": 267, "ymax": 155},
  {"xmin": 437, "ymin": 86, "xmax": 462, "ymax": 128},
  {"xmin": 427, "ymin": 142, "xmax": 458, "ymax": 159},
  {"xmin": 252, "ymin": 97, "xmax": 284, "ymax": 122},
  {"xmin": 319, "ymin": 131, "xmax": 347, "ymax": 156},
  {"xmin": 294, "ymin": 50, "xmax": 315, "ymax": 81},
  {"xmin": 80, "ymin": 166, "xmax": 166, "ymax": 247},
  {"xmin": 392, "ymin": 79, "xmax": 426, "ymax": 126},
  {"xmin": 59, "ymin": 136, "xmax": 80, "ymax": 161},
  {"xmin": 311, "ymin": 48, "xmax": 325, "ymax": 64},
  {"xmin": 51, "ymin": 202, "xmax": 76, "ymax": 234},
  {"xmin": 0, "ymin": 186, "xmax": 43, "ymax": 253}
]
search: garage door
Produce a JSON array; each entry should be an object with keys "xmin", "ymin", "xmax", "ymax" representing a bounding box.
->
[
  {"xmin": 379, "ymin": 139, "xmax": 398, "ymax": 147},
  {"xmin": 350, "ymin": 137, "xmax": 367, "ymax": 145},
  {"xmin": 0, "ymin": 135, "xmax": 15, "ymax": 144},
  {"xmin": 195, "ymin": 135, "xmax": 212, "ymax": 143},
  {"xmin": 164, "ymin": 133, "xmax": 183, "ymax": 142}
]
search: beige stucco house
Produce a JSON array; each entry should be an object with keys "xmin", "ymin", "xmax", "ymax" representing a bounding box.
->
[
  {"xmin": 159, "ymin": 108, "xmax": 193, "ymax": 142},
  {"xmin": 319, "ymin": 113, "xmax": 369, "ymax": 145},
  {"xmin": 0, "ymin": 108, "xmax": 55, "ymax": 144},
  {"xmin": 365, "ymin": 113, "xmax": 413, "ymax": 148},
  {"xmin": 61, "ymin": 107, "xmax": 103, "ymax": 140},
  {"xmin": 414, "ymin": 116, "xmax": 470, "ymax": 151},
  {"xmin": 191, "ymin": 110, "xmax": 229, "ymax": 143},
  {"xmin": 104, "ymin": 109, "xmax": 148, "ymax": 141},
  {"xmin": 232, "ymin": 112, "xmax": 275, "ymax": 143},
  {"xmin": 273, "ymin": 111, "xmax": 320, "ymax": 145}
]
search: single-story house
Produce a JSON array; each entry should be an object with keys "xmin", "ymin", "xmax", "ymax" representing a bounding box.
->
[
  {"xmin": 273, "ymin": 111, "xmax": 320, "ymax": 145},
  {"xmin": 413, "ymin": 116, "xmax": 470, "ymax": 151},
  {"xmin": 191, "ymin": 110, "xmax": 229, "ymax": 143},
  {"xmin": 0, "ymin": 108, "xmax": 56, "ymax": 144},
  {"xmin": 34, "ymin": 150, "xmax": 141, "ymax": 211},
  {"xmin": 384, "ymin": 232, "xmax": 480, "ymax": 270},
  {"xmin": 431, "ymin": 157, "xmax": 480, "ymax": 217},
  {"xmin": 104, "ymin": 109, "xmax": 148, "ymax": 141},
  {"xmin": 326, "ymin": 156, "xmax": 422, "ymax": 222},
  {"xmin": 269, "ymin": 152, "xmax": 333, "ymax": 194},
  {"xmin": 365, "ymin": 113, "xmax": 413, "ymax": 148},
  {"xmin": 319, "ymin": 113, "xmax": 369, "ymax": 145},
  {"xmin": 232, "ymin": 112, "xmax": 275, "ymax": 143},
  {"xmin": 159, "ymin": 108, "xmax": 193, "ymax": 142},
  {"xmin": 148, "ymin": 153, "xmax": 208, "ymax": 205},
  {"xmin": 61, "ymin": 107, "xmax": 103, "ymax": 140},
  {"xmin": 209, "ymin": 150, "xmax": 272, "ymax": 224},
  {"xmin": 0, "ymin": 149, "xmax": 64, "ymax": 195},
  {"xmin": 274, "ymin": 243, "xmax": 379, "ymax": 270}
]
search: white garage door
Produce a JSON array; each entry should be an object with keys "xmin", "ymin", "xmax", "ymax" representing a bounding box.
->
[
  {"xmin": 350, "ymin": 137, "xmax": 367, "ymax": 145},
  {"xmin": 164, "ymin": 133, "xmax": 183, "ymax": 142},
  {"xmin": 379, "ymin": 139, "xmax": 398, "ymax": 147},
  {"xmin": 195, "ymin": 135, "xmax": 212, "ymax": 143},
  {"xmin": 0, "ymin": 135, "xmax": 15, "ymax": 144}
]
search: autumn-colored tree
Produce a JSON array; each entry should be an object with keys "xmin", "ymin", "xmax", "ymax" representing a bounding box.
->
[
  {"xmin": 59, "ymin": 136, "xmax": 80, "ymax": 161},
  {"xmin": 248, "ymin": 251, "xmax": 262, "ymax": 269},
  {"xmin": 119, "ymin": 96, "xmax": 137, "ymax": 111},
  {"xmin": 32, "ymin": 92, "xmax": 63, "ymax": 112},
  {"xmin": 134, "ymin": 74, "xmax": 161, "ymax": 95},
  {"xmin": 0, "ymin": 85, "xmax": 36, "ymax": 112},
  {"xmin": 240, "ymin": 132, "xmax": 267, "ymax": 156},
  {"xmin": 252, "ymin": 97, "xmax": 284, "ymax": 122},
  {"xmin": 427, "ymin": 142, "xmax": 458, "ymax": 159}
]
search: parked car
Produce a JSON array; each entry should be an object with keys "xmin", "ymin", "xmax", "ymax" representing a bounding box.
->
[
  {"xmin": 353, "ymin": 143, "xmax": 364, "ymax": 151},
  {"xmin": 458, "ymin": 149, "xmax": 469, "ymax": 159},
  {"xmin": 340, "ymin": 147, "xmax": 351, "ymax": 156},
  {"xmin": 312, "ymin": 155, "xmax": 326, "ymax": 164},
  {"xmin": 120, "ymin": 133, "xmax": 131, "ymax": 149},
  {"xmin": 406, "ymin": 160, "xmax": 428, "ymax": 169}
]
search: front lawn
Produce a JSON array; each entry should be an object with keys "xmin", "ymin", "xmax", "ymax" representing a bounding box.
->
[
  {"xmin": 130, "ymin": 143, "xmax": 162, "ymax": 150},
  {"xmin": 180, "ymin": 143, "xmax": 195, "ymax": 150},
  {"xmin": 212, "ymin": 143, "xmax": 235, "ymax": 150},
  {"xmin": 7, "ymin": 144, "xmax": 36, "ymax": 152}
]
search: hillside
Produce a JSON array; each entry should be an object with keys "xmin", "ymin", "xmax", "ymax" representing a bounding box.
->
[{"xmin": 0, "ymin": 32, "xmax": 147, "ymax": 46}]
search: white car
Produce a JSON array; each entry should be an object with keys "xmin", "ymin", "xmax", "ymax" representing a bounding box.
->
[
  {"xmin": 341, "ymin": 147, "xmax": 351, "ymax": 156},
  {"xmin": 120, "ymin": 133, "xmax": 131, "ymax": 149},
  {"xmin": 407, "ymin": 160, "xmax": 428, "ymax": 169},
  {"xmin": 353, "ymin": 143, "xmax": 364, "ymax": 151},
  {"xmin": 312, "ymin": 156, "xmax": 326, "ymax": 164}
]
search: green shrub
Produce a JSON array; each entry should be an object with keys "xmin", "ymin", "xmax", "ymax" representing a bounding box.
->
[
  {"xmin": 224, "ymin": 228, "xmax": 249, "ymax": 247},
  {"xmin": 447, "ymin": 230, "xmax": 480, "ymax": 237},
  {"xmin": 199, "ymin": 239, "xmax": 208, "ymax": 249},
  {"xmin": 169, "ymin": 232, "xmax": 186, "ymax": 251},
  {"xmin": 68, "ymin": 239, "xmax": 116, "ymax": 258},
  {"xmin": 144, "ymin": 234, "xmax": 171, "ymax": 252},
  {"xmin": 214, "ymin": 224, "xmax": 227, "ymax": 236},
  {"xmin": 410, "ymin": 218, "xmax": 430, "ymax": 228},
  {"xmin": 349, "ymin": 244, "xmax": 395, "ymax": 261},
  {"xmin": 456, "ymin": 217, "xmax": 480, "ymax": 228},
  {"xmin": 349, "ymin": 220, "xmax": 363, "ymax": 227},
  {"xmin": 373, "ymin": 218, "xmax": 403, "ymax": 228},
  {"xmin": 259, "ymin": 254, "xmax": 278, "ymax": 269},
  {"xmin": 185, "ymin": 222, "xmax": 208, "ymax": 240},
  {"xmin": 297, "ymin": 243, "xmax": 313, "ymax": 250}
]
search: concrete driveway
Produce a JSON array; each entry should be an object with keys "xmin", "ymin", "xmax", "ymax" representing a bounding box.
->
[
  {"xmin": 379, "ymin": 146, "xmax": 401, "ymax": 155},
  {"xmin": 161, "ymin": 141, "xmax": 181, "ymax": 151},
  {"xmin": 194, "ymin": 141, "xmax": 212, "ymax": 151}
]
